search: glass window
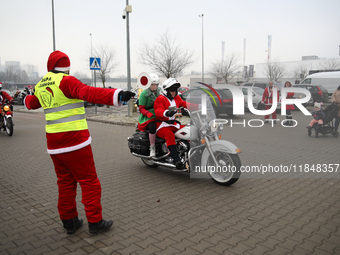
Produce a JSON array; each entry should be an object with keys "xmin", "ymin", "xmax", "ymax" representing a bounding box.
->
[
  {"xmin": 300, "ymin": 78, "xmax": 311, "ymax": 84},
  {"xmin": 219, "ymin": 89, "xmax": 233, "ymax": 99}
]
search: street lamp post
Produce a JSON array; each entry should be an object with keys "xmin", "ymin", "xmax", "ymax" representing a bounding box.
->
[
  {"xmin": 89, "ymin": 33, "xmax": 93, "ymax": 86},
  {"xmin": 199, "ymin": 14, "xmax": 204, "ymax": 83},
  {"xmin": 52, "ymin": 0, "xmax": 56, "ymax": 51},
  {"xmin": 124, "ymin": 1, "xmax": 132, "ymax": 116}
]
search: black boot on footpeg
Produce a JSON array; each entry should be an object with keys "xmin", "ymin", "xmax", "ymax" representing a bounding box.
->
[{"xmin": 89, "ymin": 219, "xmax": 113, "ymax": 235}]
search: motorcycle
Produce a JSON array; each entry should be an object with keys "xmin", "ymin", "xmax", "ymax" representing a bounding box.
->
[
  {"xmin": 127, "ymin": 93, "xmax": 241, "ymax": 186},
  {"xmin": 0, "ymin": 101, "xmax": 14, "ymax": 136}
]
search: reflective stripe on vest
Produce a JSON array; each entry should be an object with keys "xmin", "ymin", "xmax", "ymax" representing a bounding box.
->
[
  {"xmin": 44, "ymin": 101, "xmax": 84, "ymax": 114},
  {"xmin": 46, "ymin": 114, "xmax": 86, "ymax": 125},
  {"xmin": 35, "ymin": 72, "xmax": 88, "ymax": 133}
]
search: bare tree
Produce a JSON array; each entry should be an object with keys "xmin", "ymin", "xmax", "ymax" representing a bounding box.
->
[
  {"xmin": 291, "ymin": 64, "xmax": 310, "ymax": 82},
  {"xmin": 264, "ymin": 60, "xmax": 286, "ymax": 82},
  {"xmin": 93, "ymin": 44, "xmax": 119, "ymax": 88},
  {"xmin": 138, "ymin": 30, "xmax": 195, "ymax": 78},
  {"xmin": 209, "ymin": 54, "xmax": 240, "ymax": 84},
  {"xmin": 3, "ymin": 65, "xmax": 28, "ymax": 82},
  {"xmin": 317, "ymin": 59, "xmax": 340, "ymax": 71}
]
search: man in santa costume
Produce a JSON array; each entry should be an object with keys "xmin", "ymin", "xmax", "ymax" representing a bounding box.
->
[
  {"xmin": 261, "ymin": 81, "xmax": 280, "ymax": 123},
  {"xmin": 154, "ymin": 78, "xmax": 195, "ymax": 170},
  {"xmin": 24, "ymin": 50, "xmax": 134, "ymax": 235}
]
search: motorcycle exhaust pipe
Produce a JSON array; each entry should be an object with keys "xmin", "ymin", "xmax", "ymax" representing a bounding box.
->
[
  {"xmin": 147, "ymin": 161, "xmax": 177, "ymax": 169},
  {"xmin": 131, "ymin": 152, "xmax": 170, "ymax": 161}
]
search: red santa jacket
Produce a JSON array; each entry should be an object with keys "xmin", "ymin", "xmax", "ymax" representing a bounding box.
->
[
  {"xmin": 24, "ymin": 75, "xmax": 122, "ymax": 154},
  {"xmin": 283, "ymin": 92, "xmax": 295, "ymax": 110},
  {"xmin": 262, "ymin": 86, "xmax": 280, "ymax": 105},
  {"xmin": 0, "ymin": 91, "xmax": 13, "ymax": 106},
  {"xmin": 154, "ymin": 94, "xmax": 189, "ymax": 131}
]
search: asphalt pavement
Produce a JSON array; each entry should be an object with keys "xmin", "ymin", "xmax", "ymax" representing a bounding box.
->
[{"xmin": 0, "ymin": 104, "xmax": 339, "ymax": 255}]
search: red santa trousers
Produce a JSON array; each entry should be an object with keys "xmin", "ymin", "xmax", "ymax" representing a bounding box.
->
[
  {"xmin": 50, "ymin": 145, "xmax": 102, "ymax": 223},
  {"xmin": 157, "ymin": 125, "xmax": 185, "ymax": 146},
  {"xmin": 264, "ymin": 105, "xmax": 277, "ymax": 120}
]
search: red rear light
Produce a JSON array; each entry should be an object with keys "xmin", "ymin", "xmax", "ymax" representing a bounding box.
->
[
  {"xmin": 223, "ymin": 99, "xmax": 233, "ymax": 103},
  {"xmin": 317, "ymin": 87, "xmax": 323, "ymax": 97}
]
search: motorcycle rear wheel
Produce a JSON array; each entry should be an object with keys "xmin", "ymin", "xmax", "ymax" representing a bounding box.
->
[
  {"xmin": 141, "ymin": 158, "xmax": 159, "ymax": 168},
  {"xmin": 207, "ymin": 152, "xmax": 241, "ymax": 186},
  {"xmin": 5, "ymin": 118, "xmax": 13, "ymax": 136}
]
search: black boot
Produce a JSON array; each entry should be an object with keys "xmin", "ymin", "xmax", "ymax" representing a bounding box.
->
[
  {"xmin": 168, "ymin": 145, "xmax": 184, "ymax": 170},
  {"xmin": 62, "ymin": 217, "xmax": 83, "ymax": 234},
  {"xmin": 89, "ymin": 219, "xmax": 113, "ymax": 235},
  {"xmin": 283, "ymin": 116, "xmax": 289, "ymax": 126},
  {"xmin": 288, "ymin": 115, "xmax": 293, "ymax": 126}
]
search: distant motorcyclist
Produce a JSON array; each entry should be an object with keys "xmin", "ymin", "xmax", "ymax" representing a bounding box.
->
[
  {"xmin": 0, "ymin": 82, "xmax": 14, "ymax": 106},
  {"xmin": 0, "ymin": 82, "xmax": 14, "ymax": 128},
  {"xmin": 137, "ymin": 73, "xmax": 162, "ymax": 157}
]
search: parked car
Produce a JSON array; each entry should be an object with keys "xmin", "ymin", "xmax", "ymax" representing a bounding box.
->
[
  {"xmin": 241, "ymin": 87, "xmax": 265, "ymax": 110},
  {"xmin": 293, "ymin": 84, "xmax": 329, "ymax": 104},
  {"xmin": 240, "ymin": 82, "xmax": 282, "ymax": 110},
  {"xmin": 299, "ymin": 71, "xmax": 340, "ymax": 96},
  {"xmin": 180, "ymin": 87, "xmax": 234, "ymax": 117}
]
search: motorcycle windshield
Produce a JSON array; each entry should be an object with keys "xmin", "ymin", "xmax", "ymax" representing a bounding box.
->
[{"xmin": 184, "ymin": 89, "xmax": 217, "ymax": 129}]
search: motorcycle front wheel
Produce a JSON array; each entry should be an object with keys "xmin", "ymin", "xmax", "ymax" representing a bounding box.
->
[
  {"xmin": 5, "ymin": 118, "xmax": 13, "ymax": 136},
  {"xmin": 141, "ymin": 158, "xmax": 159, "ymax": 168},
  {"xmin": 206, "ymin": 152, "xmax": 241, "ymax": 186}
]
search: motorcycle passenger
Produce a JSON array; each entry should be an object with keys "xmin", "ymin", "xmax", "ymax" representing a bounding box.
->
[
  {"xmin": 154, "ymin": 78, "xmax": 193, "ymax": 170},
  {"xmin": 137, "ymin": 73, "xmax": 162, "ymax": 157}
]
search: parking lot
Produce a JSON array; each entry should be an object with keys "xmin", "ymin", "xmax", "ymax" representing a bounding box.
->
[{"xmin": 0, "ymin": 104, "xmax": 339, "ymax": 254}]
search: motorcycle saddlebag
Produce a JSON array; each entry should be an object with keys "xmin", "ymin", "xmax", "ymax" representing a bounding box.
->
[{"xmin": 128, "ymin": 132, "xmax": 150, "ymax": 156}]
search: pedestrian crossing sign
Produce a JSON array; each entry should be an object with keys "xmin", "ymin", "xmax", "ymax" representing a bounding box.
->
[{"xmin": 90, "ymin": 57, "xmax": 101, "ymax": 70}]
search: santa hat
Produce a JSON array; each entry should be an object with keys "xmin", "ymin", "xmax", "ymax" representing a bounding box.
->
[
  {"xmin": 47, "ymin": 50, "xmax": 70, "ymax": 72},
  {"xmin": 314, "ymin": 102, "xmax": 323, "ymax": 109}
]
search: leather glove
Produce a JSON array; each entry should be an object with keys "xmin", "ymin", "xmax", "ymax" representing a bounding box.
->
[
  {"xmin": 118, "ymin": 91, "xmax": 135, "ymax": 102},
  {"xmin": 165, "ymin": 109, "xmax": 177, "ymax": 117},
  {"xmin": 181, "ymin": 108, "xmax": 189, "ymax": 116}
]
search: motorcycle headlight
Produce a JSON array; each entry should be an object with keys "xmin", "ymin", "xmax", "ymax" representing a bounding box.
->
[
  {"xmin": 4, "ymin": 105, "xmax": 10, "ymax": 111},
  {"xmin": 209, "ymin": 120, "xmax": 218, "ymax": 133},
  {"xmin": 210, "ymin": 119, "xmax": 228, "ymax": 133}
]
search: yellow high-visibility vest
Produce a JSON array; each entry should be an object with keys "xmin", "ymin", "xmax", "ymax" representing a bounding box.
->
[{"xmin": 35, "ymin": 72, "xmax": 88, "ymax": 133}]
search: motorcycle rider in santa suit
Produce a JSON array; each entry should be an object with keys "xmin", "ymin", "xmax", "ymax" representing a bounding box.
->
[
  {"xmin": 0, "ymin": 82, "xmax": 14, "ymax": 127},
  {"xmin": 153, "ymin": 78, "xmax": 196, "ymax": 170}
]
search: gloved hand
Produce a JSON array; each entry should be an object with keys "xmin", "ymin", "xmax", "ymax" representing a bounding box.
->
[
  {"xmin": 147, "ymin": 112, "xmax": 153, "ymax": 118},
  {"xmin": 165, "ymin": 109, "xmax": 177, "ymax": 117},
  {"xmin": 181, "ymin": 108, "xmax": 189, "ymax": 116},
  {"xmin": 118, "ymin": 91, "xmax": 135, "ymax": 102}
]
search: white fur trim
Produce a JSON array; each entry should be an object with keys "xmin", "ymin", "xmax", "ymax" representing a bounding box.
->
[
  {"xmin": 47, "ymin": 137, "xmax": 92, "ymax": 154},
  {"xmin": 114, "ymin": 89, "xmax": 123, "ymax": 107},
  {"xmin": 54, "ymin": 67, "xmax": 70, "ymax": 72},
  {"xmin": 23, "ymin": 96, "xmax": 29, "ymax": 110}
]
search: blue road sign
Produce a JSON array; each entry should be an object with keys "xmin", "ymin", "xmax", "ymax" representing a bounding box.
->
[{"xmin": 90, "ymin": 57, "xmax": 101, "ymax": 70}]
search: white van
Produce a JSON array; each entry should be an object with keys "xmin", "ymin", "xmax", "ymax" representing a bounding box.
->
[{"xmin": 300, "ymin": 71, "xmax": 340, "ymax": 96}]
